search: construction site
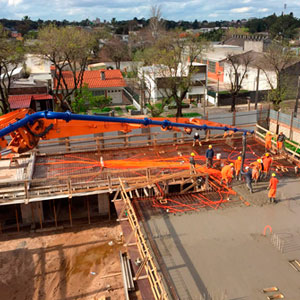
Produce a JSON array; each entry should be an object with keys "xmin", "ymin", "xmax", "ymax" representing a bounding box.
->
[{"xmin": 0, "ymin": 108, "xmax": 300, "ymax": 300}]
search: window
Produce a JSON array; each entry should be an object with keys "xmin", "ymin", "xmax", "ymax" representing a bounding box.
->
[
  {"xmin": 92, "ymin": 90, "xmax": 105, "ymax": 96},
  {"xmin": 208, "ymin": 60, "xmax": 216, "ymax": 73}
]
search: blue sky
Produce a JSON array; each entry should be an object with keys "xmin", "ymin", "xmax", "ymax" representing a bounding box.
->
[{"xmin": 0, "ymin": 0, "xmax": 300, "ymax": 21}]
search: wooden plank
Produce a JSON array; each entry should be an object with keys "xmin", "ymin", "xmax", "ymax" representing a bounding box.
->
[
  {"xmin": 180, "ymin": 181, "xmax": 197, "ymax": 194},
  {"xmin": 31, "ymin": 203, "xmax": 36, "ymax": 226},
  {"xmin": 118, "ymin": 179, "xmax": 168, "ymax": 300},
  {"xmin": 68, "ymin": 198, "xmax": 72, "ymax": 227},
  {"xmin": 38, "ymin": 202, "xmax": 43, "ymax": 229},
  {"xmin": 114, "ymin": 200, "xmax": 154, "ymax": 300},
  {"xmin": 53, "ymin": 200, "xmax": 58, "ymax": 228},
  {"xmin": 87, "ymin": 199, "xmax": 91, "ymax": 224},
  {"xmin": 15, "ymin": 205, "xmax": 19, "ymax": 232}
]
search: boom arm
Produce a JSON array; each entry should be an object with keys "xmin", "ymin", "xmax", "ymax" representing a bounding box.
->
[{"xmin": 0, "ymin": 109, "xmax": 253, "ymax": 155}]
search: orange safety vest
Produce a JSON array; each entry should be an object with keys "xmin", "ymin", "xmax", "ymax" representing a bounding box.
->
[
  {"xmin": 252, "ymin": 161, "xmax": 262, "ymax": 171},
  {"xmin": 263, "ymin": 157, "xmax": 272, "ymax": 172},
  {"xmin": 265, "ymin": 133, "xmax": 272, "ymax": 148},
  {"xmin": 268, "ymin": 177, "xmax": 279, "ymax": 198},
  {"xmin": 234, "ymin": 159, "xmax": 242, "ymax": 172},
  {"xmin": 221, "ymin": 165, "xmax": 233, "ymax": 181},
  {"xmin": 252, "ymin": 167, "xmax": 259, "ymax": 180}
]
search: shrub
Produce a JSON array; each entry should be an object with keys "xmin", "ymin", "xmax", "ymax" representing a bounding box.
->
[
  {"xmin": 167, "ymin": 112, "xmax": 202, "ymax": 118},
  {"xmin": 126, "ymin": 105, "xmax": 137, "ymax": 111}
]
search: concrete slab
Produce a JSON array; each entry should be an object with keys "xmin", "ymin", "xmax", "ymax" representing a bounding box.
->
[
  {"xmin": 0, "ymin": 159, "xmax": 27, "ymax": 183},
  {"xmin": 145, "ymin": 187, "xmax": 300, "ymax": 299}
]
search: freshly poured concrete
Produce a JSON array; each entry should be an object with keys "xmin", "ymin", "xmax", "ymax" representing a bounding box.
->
[{"xmin": 146, "ymin": 177, "xmax": 300, "ymax": 299}]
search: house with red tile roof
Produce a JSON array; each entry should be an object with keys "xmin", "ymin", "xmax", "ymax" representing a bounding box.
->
[
  {"xmin": 8, "ymin": 94, "xmax": 53, "ymax": 111},
  {"xmin": 53, "ymin": 69, "xmax": 127, "ymax": 105}
]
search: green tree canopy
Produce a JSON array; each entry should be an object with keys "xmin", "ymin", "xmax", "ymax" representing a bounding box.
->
[
  {"xmin": 0, "ymin": 25, "xmax": 25, "ymax": 113},
  {"xmin": 136, "ymin": 31, "xmax": 208, "ymax": 117},
  {"xmin": 36, "ymin": 25, "xmax": 97, "ymax": 111}
]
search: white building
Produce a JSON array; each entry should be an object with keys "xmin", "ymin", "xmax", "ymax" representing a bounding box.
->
[
  {"xmin": 222, "ymin": 51, "xmax": 277, "ymax": 91},
  {"xmin": 138, "ymin": 62, "xmax": 207, "ymax": 102}
]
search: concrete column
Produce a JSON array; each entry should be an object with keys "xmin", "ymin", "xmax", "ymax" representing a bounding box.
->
[
  {"xmin": 21, "ymin": 202, "xmax": 44, "ymax": 225},
  {"xmin": 98, "ymin": 193, "xmax": 110, "ymax": 216}
]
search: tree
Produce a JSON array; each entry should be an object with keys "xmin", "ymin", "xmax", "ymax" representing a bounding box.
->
[
  {"xmin": 200, "ymin": 29, "xmax": 224, "ymax": 41},
  {"xmin": 225, "ymin": 52, "xmax": 253, "ymax": 112},
  {"xmin": 146, "ymin": 102, "xmax": 167, "ymax": 117},
  {"xmin": 259, "ymin": 43, "xmax": 296, "ymax": 110},
  {"xmin": 149, "ymin": 5, "xmax": 164, "ymax": 41},
  {"xmin": 90, "ymin": 95, "xmax": 112, "ymax": 109},
  {"xmin": 36, "ymin": 25, "xmax": 96, "ymax": 111},
  {"xmin": 269, "ymin": 14, "xmax": 300, "ymax": 40},
  {"xmin": 246, "ymin": 18, "xmax": 267, "ymax": 33},
  {"xmin": 72, "ymin": 84, "xmax": 112, "ymax": 113},
  {"xmin": 0, "ymin": 25, "xmax": 25, "ymax": 113},
  {"xmin": 224, "ymin": 27, "xmax": 249, "ymax": 40},
  {"xmin": 137, "ymin": 31, "xmax": 208, "ymax": 117},
  {"xmin": 192, "ymin": 19, "xmax": 199, "ymax": 29},
  {"xmin": 102, "ymin": 37, "xmax": 131, "ymax": 69}
]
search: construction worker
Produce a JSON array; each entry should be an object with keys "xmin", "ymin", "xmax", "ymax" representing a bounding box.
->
[
  {"xmin": 267, "ymin": 173, "xmax": 279, "ymax": 203},
  {"xmin": 262, "ymin": 153, "xmax": 273, "ymax": 179},
  {"xmin": 220, "ymin": 163, "xmax": 234, "ymax": 187},
  {"xmin": 251, "ymin": 159, "xmax": 262, "ymax": 183},
  {"xmin": 252, "ymin": 165, "xmax": 259, "ymax": 183},
  {"xmin": 193, "ymin": 131, "xmax": 202, "ymax": 147},
  {"xmin": 265, "ymin": 131, "xmax": 273, "ymax": 152},
  {"xmin": 189, "ymin": 152, "xmax": 196, "ymax": 173},
  {"xmin": 241, "ymin": 166, "xmax": 253, "ymax": 193},
  {"xmin": 276, "ymin": 131, "xmax": 286, "ymax": 154},
  {"xmin": 259, "ymin": 158, "xmax": 264, "ymax": 179},
  {"xmin": 234, "ymin": 156, "xmax": 242, "ymax": 180},
  {"xmin": 205, "ymin": 145, "xmax": 214, "ymax": 168}
]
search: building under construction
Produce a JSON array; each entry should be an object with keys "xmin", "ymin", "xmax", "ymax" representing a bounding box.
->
[{"xmin": 1, "ymin": 109, "xmax": 300, "ymax": 300}]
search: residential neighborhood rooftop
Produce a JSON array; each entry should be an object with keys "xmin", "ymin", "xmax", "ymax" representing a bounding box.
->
[{"xmin": 53, "ymin": 69, "xmax": 126, "ymax": 89}]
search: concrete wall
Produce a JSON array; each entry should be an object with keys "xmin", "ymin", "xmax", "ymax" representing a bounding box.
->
[
  {"xmin": 223, "ymin": 63, "xmax": 276, "ymax": 91},
  {"xmin": 25, "ymin": 54, "xmax": 51, "ymax": 74},
  {"xmin": 107, "ymin": 89, "xmax": 123, "ymax": 104},
  {"xmin": 21, "ymin": 202, "xmax": 44, "ymax": 225},
  {"xmin": 244, "ymin": 40, "xmax": 264, "ymax": 52},
  {"xmin": 98, "ymin": 193, "xmax": 110, "ymax": 216},
  {"xmin": 189, "ymin": 86, "xmax": 205, "ymax": 95}
]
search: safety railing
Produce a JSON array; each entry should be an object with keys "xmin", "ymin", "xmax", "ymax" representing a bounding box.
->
[{"xmin": 255, "ymin": 123, "xmax": 300, "ymax": 160}]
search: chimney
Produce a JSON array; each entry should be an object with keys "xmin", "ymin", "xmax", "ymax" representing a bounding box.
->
[{"xmin": 100, "ymin": 70, "xmax": 105, "ymax": 80}]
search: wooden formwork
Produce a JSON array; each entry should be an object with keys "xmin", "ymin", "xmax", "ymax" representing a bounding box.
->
[{"xmin": 118, "ymin": 178, "xmax": 169, "ymax": 300}]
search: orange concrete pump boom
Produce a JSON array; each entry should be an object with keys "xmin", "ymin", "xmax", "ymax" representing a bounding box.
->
[{"xmin": 0, "ymin": 109, "xmax": 253, "ymax": 155}]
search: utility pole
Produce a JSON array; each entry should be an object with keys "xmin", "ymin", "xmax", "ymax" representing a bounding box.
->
[
  {"xmin": 255, "ymin": 68, "xmax": 260, "ymax": 110},
  {"xmin": 241, "ymin": 133, "xmax": 247, "ymax": 172},
  {"xmin": 294, "ymin": 75, "xmax": 300, "ymax": 118},
  {"xmin": 217, "ymin": 71, "xmax": 222, "ymax": 107}
]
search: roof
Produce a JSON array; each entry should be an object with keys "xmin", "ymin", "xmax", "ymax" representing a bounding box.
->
[
  {"xmin": 0, "ymin": 67, "xmax": 23, "ymax": 80},
  {"xmin": 53, "ymin": 69, "xmax": 126, "ymax": 90},
  {"xmin": 222, "ymin": 37, "xmax": 245, "ymax": 48},
  {"xmin": 8, "ymin": 95, "xmax": 32, "ymax": 109},
  {"xmin": 222, "ymin": 34, "xmax": 271, "ymax": 49},
  {"xmin": 9, "ymin": 94, "xmax": 52, "ymax": 109},
  {"xmin": 32, "ymin": 94, "xmax": 53, "ymax": 100}
]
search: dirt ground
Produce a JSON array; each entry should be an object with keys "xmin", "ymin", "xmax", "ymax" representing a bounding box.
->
[{"xmin": 0, "ymin": 222, "xmax": 127, "ymax": 300}]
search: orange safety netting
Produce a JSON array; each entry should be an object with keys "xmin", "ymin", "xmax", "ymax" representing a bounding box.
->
[{"xmin": 35, "ymin": 143, "xmax": 295, "ymax": 213}]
